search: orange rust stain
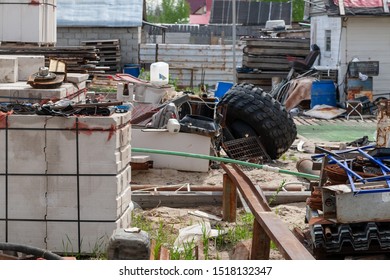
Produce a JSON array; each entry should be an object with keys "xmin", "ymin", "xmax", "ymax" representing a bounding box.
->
[
  {"xmin": 71, "ymin": 121, "xmax": 93, "ymax": 136},
  {"xmin": 107, "ymin": 124, "xmax": 117, "ymax": 142},
  {"xmin": 0, "ymin": 111, "xmax": 13, "ymax": 129}
]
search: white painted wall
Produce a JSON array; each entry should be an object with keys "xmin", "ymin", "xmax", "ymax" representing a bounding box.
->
[
  {"xmin": 343, "ymin": 17, "xmax": 390, "ymax": 100},
  {"xmin": 311, "ymin": 15, "xmax": 390, "ymax": 101},
  {"xmin": 310, "ymin": 15, "xmax": 342, "ymax": 68}
]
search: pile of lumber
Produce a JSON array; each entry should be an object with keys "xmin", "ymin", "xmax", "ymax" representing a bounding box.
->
[
  {"xmin": 238, "ymin": 37, "xmax": 310, "ymax": 91},
  {"xmin": 82, "ymin": 39, "xmax": 121, "ymax": 74},
  {"xmin": 0, "ymin": 45, "xmax": 101, "ymax": 74}
]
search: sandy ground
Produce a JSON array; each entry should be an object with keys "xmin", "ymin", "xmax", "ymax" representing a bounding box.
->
[{"xmin": 130, "ymin": 143, "xmax": 315, "ymax": 260}]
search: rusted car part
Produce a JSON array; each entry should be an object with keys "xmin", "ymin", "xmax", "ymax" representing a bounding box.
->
[
  {"xmin": 221, "ymin": 163, "xmax": 314, "ymax": 260},
  {"xmin": 0, "ymin": 242, "xmax": 63, "ymax": 260},
  {"xmin": 217, "ymin": 83, "xmax": 297, "ymax": 159}
]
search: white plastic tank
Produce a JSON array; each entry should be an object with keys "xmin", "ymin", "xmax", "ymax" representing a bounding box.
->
[{"xmin": 150, "ymin": 62, "xmax": 169, "ymax": 86}]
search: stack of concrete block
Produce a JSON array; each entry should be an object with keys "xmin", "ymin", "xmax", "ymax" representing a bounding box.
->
[
  {"xmin": 0, "ymin": 55, "xmax": 88, "ymax": 103},
  {"xmin": 0, "ymin": 111, "xmax": 132, "ymax": 254}
]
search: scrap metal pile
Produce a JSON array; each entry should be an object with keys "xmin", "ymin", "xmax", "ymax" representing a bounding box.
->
[{"xmin": 306, "ymin": 102, "xmax": 390, "ymax": 258}]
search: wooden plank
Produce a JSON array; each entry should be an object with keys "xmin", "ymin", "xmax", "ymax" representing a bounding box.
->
[
  {"xmin": 251, "ymin": 220, "xmax": 271, "ymax": 260},
  {"xmin": 221, "ymin": 164, "xmax": 315, "ymax": 260},
  {"xmin": 244, "ymin": 39, "xmax": 310, "ymax": 49},
  {"xmin": 255, "ymin": 212, "xmax": 314, "ymax": 260},
  {"xmin": 244, "ymin": 46, "xmax": 310, "ymax": 57},
  {"xmin": 223, "ymin": 173, "xmax": 237, "ymax": 222},
  {"xmin": 243, "ymin": 55, "xmax": 291, "ymax": 64}
]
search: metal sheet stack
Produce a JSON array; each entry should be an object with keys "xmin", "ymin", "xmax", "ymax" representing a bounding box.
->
[
  {"xmin": 0, "ymin": 111, "xmax": 132, "ymax": 254},
  {"xmin": 238, "ymin": 37, "xmax": 310, "ymax": 91},
  {"xmin": 310, "ymin": 222, "xmax": 390, "ymax": 256}
]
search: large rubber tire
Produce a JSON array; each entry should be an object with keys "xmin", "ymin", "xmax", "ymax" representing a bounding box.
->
[{"xmin": 218, "ymin": 83, "xmax": 297, "ymax": 159}]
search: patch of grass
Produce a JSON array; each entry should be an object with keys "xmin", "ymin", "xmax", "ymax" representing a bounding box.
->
[{"xmin": 215, "ymin": 212, "xmax": 254, "ymax": 251}]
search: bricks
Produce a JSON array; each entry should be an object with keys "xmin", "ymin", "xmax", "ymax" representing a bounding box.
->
[
  {"xmin": 0, "ymin": 111, "xmax": 132, "ymax": 253},
  {"xmin": 0, "ymin": 82, "xmax": 86, "ymax": 103}
]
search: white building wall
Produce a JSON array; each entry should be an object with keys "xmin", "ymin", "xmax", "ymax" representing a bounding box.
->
[
  {"xmin": 343, "ymin": 17, "xmax": 390, "ymax": 99},
  {"xmin": 310, "ymin": 15, "xmax": 342, "ymax": 68}
]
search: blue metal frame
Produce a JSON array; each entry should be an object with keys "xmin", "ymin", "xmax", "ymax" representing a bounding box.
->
[{"xmin": 315, "ymin": 145, "xmax": 390, "ymax": 195}]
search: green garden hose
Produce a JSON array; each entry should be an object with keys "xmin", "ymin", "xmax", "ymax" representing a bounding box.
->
[{"xmin": 132, "ymin": 147, "xmax": 320, "ymax": 181}]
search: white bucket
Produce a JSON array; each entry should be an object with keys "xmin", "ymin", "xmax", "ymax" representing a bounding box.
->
[{"xmin": 150, "ymin": 62, "xmax": 169, "ymax": 86}]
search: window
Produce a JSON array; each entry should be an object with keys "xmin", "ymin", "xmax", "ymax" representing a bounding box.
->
[{"xmin": 325, "ymin": 30, "xmax": 331, "ymax": 52}]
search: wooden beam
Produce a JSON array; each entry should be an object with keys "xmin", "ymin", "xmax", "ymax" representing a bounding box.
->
[
  {"xmin": 221, "ymin": 163, "xmax": 315, "ymax": 260},
  {"xmin": 251, "ymin": 219, "xmax": 271, "ymax": 260},
  {"xmin": 223, "ymin": 173, "xmax": 237, "ymax": 222}
]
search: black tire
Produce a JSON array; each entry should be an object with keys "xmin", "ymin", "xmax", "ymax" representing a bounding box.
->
[
  {"xmin": 230, "ymin": 120, "xmax": 257, "ymax": 139},
  {"xmin": 218, "ymin": 83, "xmax": 297, "ymax": 159}
]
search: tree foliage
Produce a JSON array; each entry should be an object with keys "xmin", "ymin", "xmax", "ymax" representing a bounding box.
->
[{"xmin": 147, "ymin": 0, "xmax": 190, "ymax": 24}]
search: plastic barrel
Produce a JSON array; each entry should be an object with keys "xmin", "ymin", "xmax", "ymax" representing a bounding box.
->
[
  {"xmin": 123, "ymin": 64, "xmax": 140, "ymax": 77},
  {"xmin": 214, "ymin": 81, "xmax": 234, "ymax": 100},
  {"xmin": 310, "ymin": 80, "xmax": 337, "ymax": 108}
]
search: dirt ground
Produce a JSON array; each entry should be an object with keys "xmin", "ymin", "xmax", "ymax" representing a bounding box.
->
[{"xmin": 130, "ymin": 141, "xmax": 316, "ymax": 260}]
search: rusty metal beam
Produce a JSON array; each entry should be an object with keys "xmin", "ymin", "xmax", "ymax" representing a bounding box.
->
[{"xmin": 221, "ymin": 163, "xmax": 315, "ymax": 260}]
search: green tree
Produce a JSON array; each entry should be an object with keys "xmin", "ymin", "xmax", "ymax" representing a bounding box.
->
[{"xmin": 147, "ymin": 0, "xmax": 190, "ymax": 24}]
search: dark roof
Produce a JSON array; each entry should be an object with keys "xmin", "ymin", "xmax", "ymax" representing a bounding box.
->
[{"xmin": 210, "ymin": 0, "xmax": 292, "ymax": 26}]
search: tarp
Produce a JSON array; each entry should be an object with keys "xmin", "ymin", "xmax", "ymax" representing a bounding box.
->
[{"xmin": 57, "ymin": 0, "xmax": 143, "ymax": 27}]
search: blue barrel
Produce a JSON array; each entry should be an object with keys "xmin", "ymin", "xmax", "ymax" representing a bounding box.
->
[
  {"xmin": 214, "ymin": 81, "xmax": 234, "ymax": 100},
  {"xmin": 310, "ymin": 80, "xmax": 337, "ymax": 108},
  {"xmin": 123, "ymin": 64, "xmax": 140, "ymax": 77}
]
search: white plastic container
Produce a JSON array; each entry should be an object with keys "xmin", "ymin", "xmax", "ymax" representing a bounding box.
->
[{"xmin": 150, "ymin": 62, "xmax": 169, "ymax": 86}]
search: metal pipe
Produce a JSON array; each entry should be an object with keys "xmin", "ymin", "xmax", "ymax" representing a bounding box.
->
[
  {"xmin": 324, "ymin": 226, "xmax": 332, "ymax": 240},
  {"xmin": 296, "ymin": 158, "xmax": 321, "ymax": 177},
  {"xmin": 132, "ymin": 147, "xmax": 320, "ymax": 180}
]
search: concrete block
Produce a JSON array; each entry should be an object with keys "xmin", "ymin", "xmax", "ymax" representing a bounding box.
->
[
  {"xmin": 46, "ymin": 222, "xmax": 79, "ymax": 254},
  {"xmin": 45, "ymin": 130, "xmax": 77, "ymax": 174},
  {"xmin": 67, "ymin": 73, "xmax": 89, "ymax": 84},
  {"xmin": 0, "ymin": 130, "xmax": 5, "ymax": 174},
  {"xmin": 0, "ymin": 55, "xmax": 44, "ymax": 81},
  {"xmin": 8, "ymin": 176, "xmax": 46, "ymax": 219},
  {"xmin": 132, "ymin": 129, "xmax": 211, "ymax": 172},
  {"xmin": 8, "ymin": 114, "xmax": 47, "ymax": 129},
  {"xmin": 16, "ymin": 56, "xmax": 45, "ymax": 81},
  {"xmin": 7, "ymin": 129, "xmax": 46, "ymax": 174},
  {"xmin": 119, "ymin": 187, "xmax": 132, "ymax": 214},
  {"xmin": 78, "ymin": 129, "xmax": 130, "ymax": 174},
  {"xmin": 0, "ymin": 57, "xmax": 17, "ymax": 83},
  {"xmin": 0, "ymin": 221, "xmax": 5, "ymax": 242},
  {"xmin": 120, "ymin": 145, "xmax": 131, "ymax": 170},
  {"xmin": 107, "ymin": 229, "xmax": 150, "ymax": 260},
  {"xmin": 8, "ymin": 221, "xmax": 46, "ymax": 249},
  {"xmin": 0, "ymin": 176, "xmax": 5, "ymax": 219},
  {"xmin": 80, "ymin": 222, "xmax": 117, "ymax": 253},
  {"xmin": 79, "ymin": 176, "xmax": 120, "ymax": 220},
  {"xmin": 0, "ymin": 82, "xmax": 86, "ymax": 103},
  {"xmin": 46, "ymin": 176, "xmax": 78, "ymax": 220},
  {"xmin": 119, "ymin": 204, "xmax": 132, "ymax": 229}
]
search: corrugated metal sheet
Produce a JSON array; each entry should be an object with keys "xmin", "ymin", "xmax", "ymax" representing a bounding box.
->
[
  {"xmin": 139, "ymin": 44, "xmax": 243, "ymax": 88},
  {"xmin": 210, "ymin": 0, "xmax": 292, "ymax": 26},
  {"xmin": 308, "ymin": 0, "xmax": 327, "ymax": 16},
  {"xmin": 57, "ymin": 0, "xmax": 143, "ymax": 27}
]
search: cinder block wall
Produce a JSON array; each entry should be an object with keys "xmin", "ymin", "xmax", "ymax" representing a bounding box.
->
[{"xmin": 57, "ymin": 27, "xmax": 142, "ymax": 68}]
